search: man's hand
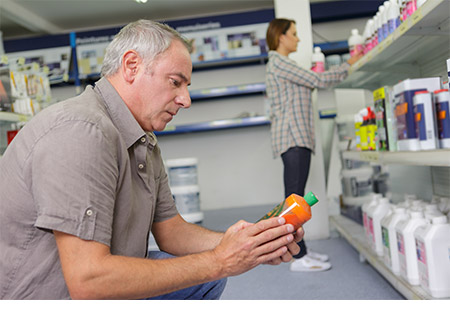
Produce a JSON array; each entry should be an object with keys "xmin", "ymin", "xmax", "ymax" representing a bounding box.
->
[
  {"xmin": 264, "ymin": 226, "xmax": 304, "ymax": 265},
  {"xmin": 211, "ymin": 217, "xmax": 301, "ymax": 277}
]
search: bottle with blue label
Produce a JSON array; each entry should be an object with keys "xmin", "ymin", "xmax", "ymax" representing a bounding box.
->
[
  {"xmin": 413, "ymin": 90, "xmax": 438, "ymax": 150},
  {"xmin": 434, "ymin": 89, "xmax": 450, "ymax": 149}
]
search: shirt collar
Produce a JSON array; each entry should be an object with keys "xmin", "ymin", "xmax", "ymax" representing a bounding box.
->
[{"xmin": 94, "ymin": 77, "xmax": 156, "ymax": 148}]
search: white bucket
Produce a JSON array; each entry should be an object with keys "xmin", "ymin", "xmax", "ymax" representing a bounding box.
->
[
  {"xmin": 165, "ymin": 158, "xmax": 198, "ymax": 186},
  {"xmin": 171, "ymin": 185, "xmax": 203, "ymax": 223},
  {"xmin": 341, "ymin": 167, "xmax": 373, "ymax": 197}
]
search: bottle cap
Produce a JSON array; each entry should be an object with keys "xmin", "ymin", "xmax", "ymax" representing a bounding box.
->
[{"xmin": 304, "ymin": 192, "xmax": 319, "ymax": 207}]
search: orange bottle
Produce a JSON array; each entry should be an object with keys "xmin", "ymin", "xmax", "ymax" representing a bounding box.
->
[{"xmin": 258, "ymin": 192, "xmax": 319, "ymax": 230}]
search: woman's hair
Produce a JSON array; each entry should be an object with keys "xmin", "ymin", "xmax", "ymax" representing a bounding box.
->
[
  {"xmin": 101, "ymin": 20, "xmax": 190, "ymax": 77},
  {"xmin": 266, "ymin": 18, "xmax": 296, "ymax": 51}
]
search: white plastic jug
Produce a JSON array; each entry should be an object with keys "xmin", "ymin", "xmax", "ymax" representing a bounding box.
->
[
  {"xmin": 396, "ymin": 208, "xmax": 428, "ymax": 285},
  {"xmin": 415, "ymin": 215, "xmax": 450, "ymax": 298},
  {"xmin": 368, "ymin": 197, "xmax": 391, "ymax": 256},
  {"xmin": 362, "ymin": 194, "xmax": 382, "ymax": 244},
  {"xmin": 348, "ymin": 29, "xmax": 364, "ymax": 57},
  {"xmin": 381, "ymin": 206, "xmax": 408, "ymax": 274}
]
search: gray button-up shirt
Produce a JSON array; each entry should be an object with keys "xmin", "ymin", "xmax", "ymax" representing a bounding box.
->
[{"xmin": 0, "ymin": 78, "xmax": 178, "ymax": 299}]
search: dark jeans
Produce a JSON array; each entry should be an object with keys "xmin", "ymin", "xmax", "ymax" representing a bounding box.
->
[
  {"xmin": 144, "ymin": 251, "xmax": 227, "ymax": 300},
  {"xmin": 281, "ymin": 146, "xmax": 312, "ymax": 259}
]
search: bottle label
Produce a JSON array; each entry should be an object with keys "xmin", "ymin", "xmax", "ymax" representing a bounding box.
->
[
  {"xmin": 416, "ymin": 238, "xmax": 429, "ymax": 289},
  {"xmin": 397, "ymin": 232, "xmax": 407, "ymax": 274},
  {"xmin": 311, "ymin": 61, "xmax": 325, "ymax": 73},
  {"xmin": 258, "ymin": 200, "xmax": 286, "ymax": 221},
  {"xmin": 350, "ymin": 44, "xmax": 363, "ymax": 57}
]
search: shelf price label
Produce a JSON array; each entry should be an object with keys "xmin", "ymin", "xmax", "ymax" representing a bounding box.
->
[
  {"xmin": 398, "ymin": 20, "xmax": 409, "ymax": 37},
  {"xmin": 410, "ymin": 7, "xmax": 423, "ymax": 27},
  {"xmin": 359, "ymin": 152, "xmax": 379, "ymax": 162}
]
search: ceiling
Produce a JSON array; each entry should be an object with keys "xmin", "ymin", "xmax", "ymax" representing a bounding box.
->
[{"xmin": 0, "ymin": 0, "xmax": 277, "ymax": 40}]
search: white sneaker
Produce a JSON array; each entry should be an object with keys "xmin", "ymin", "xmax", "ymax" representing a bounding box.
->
[
  {"xmin": 290, "ymin": 256, "xmax": 332, "ymax": 272},
  {"xmin": 306, "ymin": 251, "xmax": 329, "ymax": 262}
]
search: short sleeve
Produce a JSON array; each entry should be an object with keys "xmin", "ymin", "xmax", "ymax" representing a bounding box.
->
[{"xmin": 30, "ymin": 119, "xmax": 119, "ymax": 246}]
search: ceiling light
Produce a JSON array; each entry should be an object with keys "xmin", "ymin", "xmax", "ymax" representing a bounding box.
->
[{"xmin": 135, "ymin": 0, "xmax": 148, "ymax": 3}]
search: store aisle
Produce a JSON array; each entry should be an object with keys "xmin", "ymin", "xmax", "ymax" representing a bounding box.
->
[{"xmin": 201, "ymin": 204, "xmax": 404, "ymax": 300}]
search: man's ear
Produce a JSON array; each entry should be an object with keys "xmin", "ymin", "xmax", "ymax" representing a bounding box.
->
[{"xmin": 122, "ymin": 50, "xmax": 140, "ymax": 83}]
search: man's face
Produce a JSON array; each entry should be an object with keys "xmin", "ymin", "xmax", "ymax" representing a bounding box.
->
[{"xmin": 132, "ymin": 40, "xmax": 192, "ymax": 132}]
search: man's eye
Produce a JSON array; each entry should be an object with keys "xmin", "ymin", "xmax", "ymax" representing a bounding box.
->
[{"xmin": 171, "ymin": 79, "xmax": 180, "ymax": 87}]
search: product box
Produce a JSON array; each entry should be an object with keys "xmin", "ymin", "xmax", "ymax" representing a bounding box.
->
[
  {"xmin": 373, "ymin": 86, "xmax": 396, "ymax": 151},
  {"xmin": 393, "ymin": 78, "xmax": 441, "ymax": 151}
]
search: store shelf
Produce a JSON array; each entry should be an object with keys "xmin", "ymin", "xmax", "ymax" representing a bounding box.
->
[
  {"xmin": 330, "ymin": 215, "xmax": 437, "ymax": 300},
  {"xmin": 189, "ymin": 83, "xmax": 265, "ymax": 100},
  {"xmin": 0, "ymin": 111, "xmax": 31, "ymax": 123},
  {"xmin": 336, "ymin": 0, "xmax": 450, "ymax": 90},
  {"xmin": 155, "ymin": 115, "xmax": 270, "ymax": 136},
  {"xmin": 342, "ymin": 150, "xmax": 450, "ymax": 167},
  {"xmin": 192, "ymin": 54, "xmax": 268, "ymax": 70}
]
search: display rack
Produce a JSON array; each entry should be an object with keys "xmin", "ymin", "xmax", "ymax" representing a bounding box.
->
[
  {"xmin": 330, "ymin": 215, "xmax": 439, "ymax": 300},
  {"xmin": 155, "ymin": 115, "xmax": 269, "ymax": 136},
  {"xmin": 189, "ymin": 83, "xmax": 265, "ymax": 100},
  {"xmin": 342, "ymin": 150, "xmax": 450, "ymax": 167},
  {"xmin": 336, "ymin": 0, "xmax": 450, "ymax": 90},
  {"xmin": 0, "ymin": 111, "xmax": 31, "ymax": 123}
]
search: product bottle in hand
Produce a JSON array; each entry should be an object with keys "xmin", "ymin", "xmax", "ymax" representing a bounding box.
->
[{"xmin": 258, "ymin": 192, "xmax": 319, "ymax": 230}]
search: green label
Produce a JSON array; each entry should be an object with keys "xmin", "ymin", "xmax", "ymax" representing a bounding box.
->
[{"xmin": 258, "ymin": 200, "xmax": 286, "ymax": 222}]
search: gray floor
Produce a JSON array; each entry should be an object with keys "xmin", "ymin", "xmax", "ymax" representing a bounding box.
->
[{"xmin": 201, "ymin": 204, "xmax": 404, "ymax": 300}]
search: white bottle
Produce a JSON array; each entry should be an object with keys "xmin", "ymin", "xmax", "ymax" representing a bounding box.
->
[
  {"xmin": 377, "ymin": 6, "xmax": 385, "ymax": 43},
  {"xmin": 416, "ymin": 0, "xmax": 427, "ymax": 8},
  {"xmin": 382, "ymin": 2, "xmax": 391, "ymax": 41},
  {"xmin": 387, "ymin": 0, "xmax": 401, "ymax": 34},
  {"xmin": 381, "ymin": 206, "xmax": 409, "ymax": 274},
  {"xmin": 348, "ymin": 29, "xmax": 364, "ymax": 57},
  {"xmin": 396, "ymin": 208, "xmax": 428, "ymax": 285},
  {"xmin": 415, "ymin": 215, "xmax": 450, "ymax": 298},
  {"xmin": 363, "ymin": 19, "xmax": 374, "ymax": 54},
  {"xmin": 372, "ymin": 13, "xmax": 380, "ymax": 48},
  {"xmin": 311, "ymin": 47, "xmax": 325, "ymax": 73},
  {"xmin": 362, "ymin": 194, "xmax": 382, "ymax": 244},
  {"xmin": 369, "ymin": 197, "xmax": 391, "ymax": 256}
]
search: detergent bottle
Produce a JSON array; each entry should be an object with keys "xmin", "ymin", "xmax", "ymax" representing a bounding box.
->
[{"xmin": 258, "ymin": 192, "xmax": 318, "ymax": 231}]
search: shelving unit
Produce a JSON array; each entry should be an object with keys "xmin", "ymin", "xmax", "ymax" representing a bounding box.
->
[
  {"xmin": 336, "ymin": 0, "xmax": 450, "ymax": 90},
  {"xmin": 189, "ymin": 83, "xmax": 265, "ymax": 100},
  {"xmin": 155, "ymin": 115, "xmax": 269, "ymax": 136},
  {"xmin": 330, "ymin": 215, "xmax": 438, "ymax": 300},
  {"xmin": 342, "ymin": 150, "xmax": 450, "ymax": 167},
  {"xmin": 333, "ymin": 0, "xmax": 450, "ymax": 300},
  {"xmin": 0, "ymin": 111, "xmax": 31, "ymax": 123}
]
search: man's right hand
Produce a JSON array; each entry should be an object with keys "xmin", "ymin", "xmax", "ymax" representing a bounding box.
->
[{"xmin": 211, "ymin": 217, "xmax": 298, "ymax": 277}]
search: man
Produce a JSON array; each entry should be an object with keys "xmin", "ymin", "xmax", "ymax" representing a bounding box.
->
[{"xmin": 0, "ymin": 20, "xmax": 303, "ymax": 300}]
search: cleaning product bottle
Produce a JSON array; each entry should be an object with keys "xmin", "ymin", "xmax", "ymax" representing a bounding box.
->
[
  {"xmin": 359, "ymin": 108, "xmax": 369, "ymax": 150},
  {"xmin": 362, "ymin": 193, "xmax": 382, "ymax": 244},
  {"xmin": 381, "ymin": 206, "xmax": 409, "ymax": 274},
  {"xmin": 363, "ymin": 19, "xmax": 374, "ymax": 54},
  {"xmin": 348, "ymin": 29, "xmax": 364, "ymax": 57},
  {"xmin": 434, "ymin": 89, "xmax": 450, "ymax": 149},
  {"xmin": 258, "ymin": 192, "xmax": 318, "ymax": 230},
  {"xmin": 382, "ymin": 1, "xmax": 391, "ymax": 41},
  {"xmin": 372, "ymin": 13, "xmax": 380, "ymax": 48},
  {"xmin": 415, "ymin": 214, "xmax": 450, "ymax": 298},
  {"xmin": 396, "ymin": 207, "xmax": 428, "ymax": 285},
  {"xmin": 367, "ymin": 107, "xmax": 377, "ymax": 150},
  {"xmin": 354, "ymin": 113, "xmax": 363, "ymax": 150},
  {"xmin": 377, "ymin": 5, "xmax": 386, "ymax": 43},
  {"xmin": 311, "ymin": 47, "xmax": 325, "ymax": 73},
  {"xmin": 387, "ymin": 0, "xmax": 401, "ymax": 35},
  {"xmin": 368, "ymin": 197, "xmax": 391, "ymax": 255}
]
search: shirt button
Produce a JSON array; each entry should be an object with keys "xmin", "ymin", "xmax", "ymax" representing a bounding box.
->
[
  {"xmin": 86, "ymin": 209, "xmax": 93, "ymax": 216},
  {"xmin": 140, "ymin": 137, "xmax": 146, "ymax": 143},
  {"xmin": 138, "ymin": 163, "xmax": 145, "ymax": 170}
]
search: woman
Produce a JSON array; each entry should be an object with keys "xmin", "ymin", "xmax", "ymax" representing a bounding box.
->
[{"xmin": 265, "ymin": 18, "xmax": 362, "ymax": 272}]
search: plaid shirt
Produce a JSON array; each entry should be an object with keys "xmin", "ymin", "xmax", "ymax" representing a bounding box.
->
[{"xmin": 265, "ymin": 51, "xmax": 349, "ymax": 158}]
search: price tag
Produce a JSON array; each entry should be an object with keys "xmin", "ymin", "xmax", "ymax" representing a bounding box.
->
[
  {"xmin": 377, "ymin": 43, "xmax": 384, "ymax": 54},
  {"xmin": 384, "ymin": 35, "xmax": 393, "ymax": 48},
  {"xmin": 410, "ymin": 8, "xmax": 423, "ymax": 27},
  {"xmin": 398, "ymin": 20, "xmax": 409, "ymax": 37},
  {"xmin": 18, "ymin": 114, "xmax": 29, "ymax": 122},
  {"xmin": 0, "ymin": 55, "xmax": 8, "ymax": 64},
  {"xmin": 360, "ymin": 152, "xmax": 379, "ymax": 162}
]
